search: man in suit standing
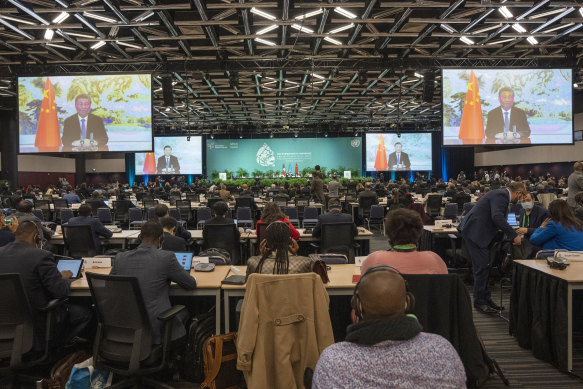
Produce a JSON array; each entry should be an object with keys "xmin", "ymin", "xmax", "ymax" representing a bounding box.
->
[
  {"xmin": 160, "ymin": 216, "xmax": 188, "ymax": 252},
  {"xmin": 458, "ymin": 181, "xmax": 526, "ymax": 314},
  {"xmin": 485, "ymin": 87, "xmax": 531, "ymax": 140},
  {"xmin": 567, "ymin": 162, "xmax": 583, "ymax": 210},
  {"xmin": 312, "ymin": 198, "xmax": 357, "ymax": 238},
  {"xmin": 67, "ymin": 204, "xmax": 113, "ymax": 254},
  {"xmin": 157, "ymin": 145, "xmax": 181, "ymax": 174},
  {"xmin": 387, "ymin": 142, "xmax": 411, "ymax": 170},
  {"xmin": 61, "ymin": 94, "xmax": 109, "ymax": 147},
  {"xmin": 111, "ymin": 221, "xmax": 196, "ymax": 344}
]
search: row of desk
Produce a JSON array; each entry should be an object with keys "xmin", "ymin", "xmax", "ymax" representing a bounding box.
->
[{"xmin": 70, "ymin": 263, "xmax": 362, "ymax": 336}]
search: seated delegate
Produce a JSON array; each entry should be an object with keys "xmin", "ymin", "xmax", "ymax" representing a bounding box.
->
[
  {"xmin": 246, "ymin": 221, "xmax": 311, "ymax": 277},
  {"xmin": 361, "ymin": 208, "xmax": 448, "ymax": 274},
  {"xmin": 529, "ymin": 199, "xmax": 583, "ymax": 251},
  {"xmin": 513, "ymin": 192, "xmax": 550, "ymax": 258},
  {"xmin": 312, "ymin": 265, "xmax": 466, "ymax": 388},
  {"xmin": 256, "ymin": 201, "xmax": 300, "ymax": 240}
]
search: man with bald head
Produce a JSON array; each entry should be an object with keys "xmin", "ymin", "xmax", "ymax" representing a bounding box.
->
[{"xmin": 312, "ymin": 266, "xmax": 466, "ymax": 388}]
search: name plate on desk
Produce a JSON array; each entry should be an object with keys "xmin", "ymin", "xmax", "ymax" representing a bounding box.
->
[
  {"xmin": 355, "ymin": 256, "xmax": 366, "ymax": 266},
  {"xmin": 193, "ymin": 256, "xmax": 210, "ymax": 265},
  {"xmin": 83, "ymin": 257, "xmax": 111, "ymax": 268},
  {"xmin": 435, "ymin": 219, "xmax": 454, "ymax": 228}
]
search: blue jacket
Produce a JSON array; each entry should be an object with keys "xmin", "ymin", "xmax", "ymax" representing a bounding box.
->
[
  {"xmin": 530, "ymin": 221, "xmax": 583, "ymax": 251},
  {"xmin": 63, "ymin": 193, "xmax": 81, "ymax": 204},
  {"xmin": 458, "ymin": 188, "xmax": 517, "ymax": 248},
  {"xmin": 66, "ymin": 216, "xmax": 113, "ymax": 253}
]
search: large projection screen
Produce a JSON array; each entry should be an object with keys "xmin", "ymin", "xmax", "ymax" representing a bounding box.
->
[
  {"xmin": 365, "ymin": 133, "xmax": 432, "ymax": 171},
  {"xmin": 206, "ymin": 137, "xmax": 362, "ymax": 176},
  {"xmin": 135, "ymin": 136, "xmax": 203, "ymax": 175},
  {"xmin": 442, "ymin": 69, "xmax": 573, "ymax": 146},
  {"xmin": 18, "ymin": 74, "xmax": 152, "ymax": 153}
]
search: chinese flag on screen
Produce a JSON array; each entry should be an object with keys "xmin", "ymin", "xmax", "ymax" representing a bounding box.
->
[
  {"xmin": 374, "ymin": 135, "xmax": 388, "ymax": 171},
  {"xmin": 34, "ymin": 77, "xmax": 61, "ymax": 151},
  {"xmin": 458, "ymin": 70, "xmax": 485, "ymax": 141},
  {"xmin": 143, "ymin": 152, "xmax": 156, "ymax": 174},
  {"xmin": 295, "ymin": 163, "xmax": 299, "ymax": 176},
  {"xmin": 282, "ymin": 163, "xmax": 286, "ymax": 176}
]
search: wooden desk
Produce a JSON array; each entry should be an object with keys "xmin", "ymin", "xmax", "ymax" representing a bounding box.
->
[
  {"xmin": 512, "ymin": 260, "xmax": 583, "ymax": 373},
  {"xmin": 70, "ymin": 265, "xmax": 231, "ymax": 335},
  {"xmin": 222, "ymin": 264, "xmax": 361, "ymax": 332},
  {"xmin": 419, "ymin": 225, "xmax": 459, "ymax": 252}
]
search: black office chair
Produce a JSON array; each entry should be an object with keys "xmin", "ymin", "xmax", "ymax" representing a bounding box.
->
[
  {"xmin": 34, "ymin": 199, "xmax": 51, "ymax": 221},
  {"xmin": 0, "ymin": 274, "xmax": 66, "ymax": 386},
  {"xmin": 97, "ymin": 207, "xmax": 114, "ymax": 225},
  {"xmin": 358, "ymin": 196, "xmax": 377, "ymax": 222},
  {"xmin": 206, "ymin": 198, "xmax": 222, "ymax": 214},
  {"xmin": 175, "ymin": 200, "xmax": 192, "ymax": 223},
  {"xmin": 426, "ymin": 195, "xmax": 443, "ymax": 219},
  {"xmin": 202, "ymin": 224, "xmax": 242, "ymax": 265},
  {"xmin": 52, "ymin": 199, "xmax": 69, "ymax": 222},
  {"xmin": 60, "ymin": 208, "xmax": 75, "ymax": 225},
  {"xmin": 86, "ymin": 272, "xmax": 186, "ymax": 389},
  {"xmin": 236, "ymin": 207, "xmax": 253, "ymax": 229},
  {"xmin": 113, "ymin": 200, "xmax": 133, "ymax": 225},
  {"xmin": 62, "ymin": 225, "xmax": 98, "ymax": 257},
  {"xmin": 235, "ymin": 196, "xmax": 254, "ymax": 212},
  {"xmin": 311, "ymin": 222, "xmax": 360, "ymax": 263}
]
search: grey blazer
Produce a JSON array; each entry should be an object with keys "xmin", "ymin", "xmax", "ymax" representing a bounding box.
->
[{"xmin": 111, "ymin": 243, "xmax": 197, "ymax": 343}]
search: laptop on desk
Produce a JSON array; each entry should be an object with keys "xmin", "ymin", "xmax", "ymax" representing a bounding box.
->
[{"xmin": 175, "ymin": 252, "xmax": 194, "ymax": 271}]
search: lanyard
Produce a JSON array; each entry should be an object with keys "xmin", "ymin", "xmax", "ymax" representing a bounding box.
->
[{"xmin": 522, "ymin": 213, "xmax": 529, "ymax": 228}]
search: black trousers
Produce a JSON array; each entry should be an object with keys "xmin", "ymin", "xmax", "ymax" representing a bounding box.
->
[{"xmin": 463, "ymin": 234, "xmax": 491, "ymax": 305}]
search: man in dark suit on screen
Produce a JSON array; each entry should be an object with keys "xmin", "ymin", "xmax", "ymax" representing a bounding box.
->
[
  {"xmin": 458, "ymin": 181, "xmax": 526, "ymax": 314},
  {"xmin": 387, "ymin": 142, "xmax": 411, "ymax": 170},
  {"xmin": 157, "ymin": 145, "xmax": 181, "ymax": 174},
  {"xmin": 485, "ymin": 87, "xmax": 531, "ymax": 140},
  {"xmin": 61, "ymin": 94, "xmax": 109, "ymax": 147}
]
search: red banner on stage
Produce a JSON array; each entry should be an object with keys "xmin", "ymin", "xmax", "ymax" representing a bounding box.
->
[
  {"xmin": 374, "ymin": 135, "xmax": 387, "ymax": 171},
  {"xmin": 34, "ymin": 77, "xmax": 61, "ymax": 151},
  {"xmin": 143, "ymin": 152, "xmax": 156, "ymax": 174},
  {"xmin": 458, "ymin": 70, "xmax": 485, "ymax": 142}
]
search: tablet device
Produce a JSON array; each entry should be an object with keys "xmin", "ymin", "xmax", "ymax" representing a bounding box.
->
[
  {"xmin": 507, "ymin": 213, "xmax": 518, "ymax": 228},
  {"xmin": 175, "ymin": 252, "xmax": 194, "ymax": 271},
  {"xmin": 57, "ymin": 259, "xmax": 83, "ymax": 279},
  {"xmin": 104, "ymin": 200, "xmax": 109, "ymax": 207}
]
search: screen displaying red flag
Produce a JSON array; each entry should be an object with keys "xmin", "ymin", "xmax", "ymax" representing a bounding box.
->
[
  {"xmin": 282, "ymin": 163, "xmax": 286, "ymax": 176},
  {"xmin": 374, "ymin": 135, "xmax": 388, "ymax": 171},
  {"xmin": 458, "ymin": 70, "xmax": 485, "ymax": 142},
  {"xmin": 34, "ymin": 77, "xmax": 61, "ymax": 151},
  {"xmin": 143, "ymin": 152, "xmax": 156, "ymax": 174},
  {"xmin": 295, "ymin": 163, "xmax": 299, "ymax": 176}
]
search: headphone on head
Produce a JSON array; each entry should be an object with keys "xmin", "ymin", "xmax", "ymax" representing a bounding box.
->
[
  {"xmin": 351, "ymin": 264, "xmax": 415, "ymax": 320},
  {"xmin": 21, "ymin": 220, "xmax": 44, "ymax": 248}
]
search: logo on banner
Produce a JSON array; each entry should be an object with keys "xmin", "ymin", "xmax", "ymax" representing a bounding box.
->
[
  {"xmin": 256, "ymin": 143, "xmax": 275, "ymax": 166},
  {"xmin": 351, "ymin": 139, "xmax": 361, "ymax": 147},
  {"xmin": 207, "ymin": 142, "xmax": 214, "ymax": 149}
]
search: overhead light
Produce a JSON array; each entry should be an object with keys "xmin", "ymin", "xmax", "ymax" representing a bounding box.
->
[
  {"xmin": 414, "ymin": 72, "xmax": 424, "ymax": 78},
  {"xmin": 294, "ymin": 132, "xmax": 298, "ymax": 137},
  {"xmin": 580, "ymin": 7, "xmax": 583, "ymax": 18},
  {"xmin": 0, "ymin": 18, "xmax": 34, "ymax": 39},
  {"xmin": 250, "ymin": 7, "xmax": 277, "ymax": 21},
  {"xmin": 90, "ymin": 40, "xmax": 106, "ymax": 50},
  {"xmin": 499, "ymin": 6, "xmax": 513, "ymax": 19},
  {"xmin": 65, "ymin": 31, "xmax": 95, "ymax": 39},
  {"xmin": 323, "ymin": 36, "xmax": 342, "ymax": 45},
  {"xmin": 7, "ymin": 0, "xmax": 49, "ymax": 25},
  {"xmin": 543, "ymin": 23, "xmax": 574, "ymax": 34},
  {"xmin": 0, "ymin": 15, "xmax": 37, "ymax": 25},
  {"xmin": 291, "ymin": 24, "xmax": 314, "ymax": 33},
  {"xmin": 527, "ymin": 36, "xmax": 538, "ymax": 45},
  {"xmin": 165, "ymin": 107, "xmax": 171, "ymax": 112},
  {"xmin": 485, "ymin": 38, "xmax": 515, "ymax": 45},
  {"xmin": 312, "ymin": 73, "xmax": 326, "ymax": 80},
  {"xmin": 44, "ymin": 29, "xmax": 54, "ymax": 40},
  {"xmin": 83, "ymin": 12, "xmax": 118, "ymax": 24},
  {"xmin": 132, "ymin": 10, "xmax": 154, "ymax": 23},
  {"xmin": 528, "ymin": 8, "xmax": 567, "ymax": 19},
  {"xmin": 256, "ymin": 24, "xmax": 278, "ymax": 35},
  {"xmin": 270, "ymin": 133, "xmax": 274, "ymax": 138},
  {"xmin": 460, "ymin": 36, "xmax": 474, "ymax": 45},
  {"xmin": 334, "ymin": 7, "xmax": 357, "ymax": 19},
  {"xmin": 324, "ymin": 132, "xmax": 328, "ymax": 137},
  {"xmin": 47, "ymin": 43, "xmax": 76, "ymax": 50},
  {"xmin": 439, "ymin": 23, "xmax": 457, "ymax": 33},
  {"xmin": 328, "ymin": 23, "xmax": 355, "ymax": 34},
  {"xmin": 295, "ymin": 9, "xmax": 323, "ymax": 20},
  {"xmin": 115, "ymin": 40, "xmax": 142, "ymax": 49},
  {"xmin": 471, "ymin": 24, "xmax": 502, "ymax": 34},
  {"xmin": 255, "ymin": 37, "xmax": 276, "ymax": 46},
  {"xmin": 574, "ymin": 83, "xmax": 579, "ymax": 88},
  {"xmin": 239, "ymin": 134, "xmax": 243, "ymax": 139},
  {"xmin": 52, "ymin": 12, "xmax": 69, "ymax": 24},
  {"xmin": 187, "ymin": 136, "xmax": 190, "ymax": 141},
  {"xmin": 210, "ymin": 134, "xmax": 214, "ymax": 139},
  {"xmin": 512, "ymin": 23, "xmax": 527, "ymax": 33}
]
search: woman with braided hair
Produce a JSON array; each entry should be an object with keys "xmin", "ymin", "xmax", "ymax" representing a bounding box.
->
[{"xmin": 246, "ymin": 221, "xmax": 312, "ymax": 277}]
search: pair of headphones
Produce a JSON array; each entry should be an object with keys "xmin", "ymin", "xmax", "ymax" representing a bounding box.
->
[
  {"xmin": 21, "ymin": 220, "xmax": 45, "ymax": 249},
  {"xmin": 351, "ymin": 264, "xmax": 415, "ymax": 320}
]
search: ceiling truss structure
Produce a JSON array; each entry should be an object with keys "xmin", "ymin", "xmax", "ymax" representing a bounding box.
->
[{"xmin": 1, "ymin": 0, "xmax": 582, "ymax": 136}]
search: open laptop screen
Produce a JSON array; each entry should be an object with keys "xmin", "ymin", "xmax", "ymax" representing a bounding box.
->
[{"xmin": 175, "ymin": 252, "xmax": 194, "ymax": 271}]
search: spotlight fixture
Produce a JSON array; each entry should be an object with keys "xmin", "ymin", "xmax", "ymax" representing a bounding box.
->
[
  {"xmin": 270, "ymin": 133, "xmax": 274, "ymax": 138},
  {"xmin": 324, "ymin": 133, "xmax": 328, "ymax": 137},
  {"xmin": 210, "ymin": 134, "xmax": 214, "ymax": 139},
  {"xmin": 90, "ymin": 40, "xmax": 106, "ymax": 50},
  {"xmin": 187, "ymin": 136, "xmax": 191, "ymax": 141},
  {"xmin": 52, "ymin": 12, "xmax": 69, "ymax": 24},
  {"xmin": 294, "ymin": 132, "xmax": 298, "ymax": 138}
]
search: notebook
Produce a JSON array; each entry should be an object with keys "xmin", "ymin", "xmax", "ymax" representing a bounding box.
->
[{"xmin": 175, "ymin": 252, "xmax": 194, "ymax": 271}]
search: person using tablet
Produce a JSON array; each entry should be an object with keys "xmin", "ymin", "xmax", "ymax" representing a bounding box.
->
[
  {"xmin": 0, "ymin": 221, "xmax": 92, "ymax": 350},
  {"xmin": 111, "ymin": 221, "xmax": 196, "ymax": 344}
]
